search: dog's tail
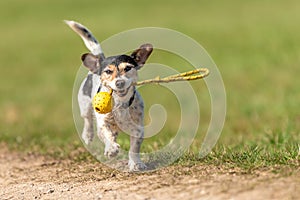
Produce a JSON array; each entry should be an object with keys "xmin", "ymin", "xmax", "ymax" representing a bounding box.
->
[{"xmin": 64, "ymin": 20, "xmax": 104, "ymax": 57}]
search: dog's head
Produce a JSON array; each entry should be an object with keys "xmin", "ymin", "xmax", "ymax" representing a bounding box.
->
[{"xmin": 81, "ymin": 44, "xmax": 152, "ymax": 97}]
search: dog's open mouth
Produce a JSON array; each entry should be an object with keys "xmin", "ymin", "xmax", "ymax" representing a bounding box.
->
[{"xmin": 115, "ymin": 87, "xmax": 129, "ymax": 97}]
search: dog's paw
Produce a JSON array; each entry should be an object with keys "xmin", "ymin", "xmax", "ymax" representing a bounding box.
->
[
  {"xmin": 104, "ymin": 142, "xmax": 120, "ymax": 158},
  {"xmin": 128, "ymin": 160, "xmax": 147, "ymax": 172}
]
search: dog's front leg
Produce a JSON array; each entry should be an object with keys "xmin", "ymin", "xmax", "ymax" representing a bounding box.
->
[
  {"xmin": 114, "ymin": 108, "xmax": 146, "ymax": 171},
  {"xmin": 129, "ymin": 129, "xmax": 146, "ymax": 171},
  {"xmin": 96, "ymin": 114, "xmax": 120, "ymax": 158}
]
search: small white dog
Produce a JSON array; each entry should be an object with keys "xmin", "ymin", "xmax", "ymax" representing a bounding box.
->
[{"xmin": 65, "ymin": 20, "xmax": 153, "ymax": 171}]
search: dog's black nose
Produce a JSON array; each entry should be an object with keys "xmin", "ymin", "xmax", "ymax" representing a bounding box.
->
[{"xmin": 115, "ymin": 80, "xmax": 125, "ymax": 89}]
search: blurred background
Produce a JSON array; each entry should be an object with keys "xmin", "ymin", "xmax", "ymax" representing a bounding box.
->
[{"xmin": 0, "ymin": 0, "xmax": 299, "ymax": 155}]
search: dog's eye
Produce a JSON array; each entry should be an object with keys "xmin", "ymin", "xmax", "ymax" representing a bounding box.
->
[
  {"xmin": 104, "ymin": 69, "xmax": 113, "ymax": 75},
  {"xmin": 124, "ymin": 66, "xmax": 132, "ymax": 72}
]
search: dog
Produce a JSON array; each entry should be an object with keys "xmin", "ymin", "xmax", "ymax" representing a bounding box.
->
[{"xmin": 65, "ymin": 20, "xmax": 153, "ymax": 171}]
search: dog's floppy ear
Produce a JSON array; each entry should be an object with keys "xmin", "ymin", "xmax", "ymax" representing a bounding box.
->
[
  {"xmin": 81, "ymin": 53, "xmax": 101, "ymax": 73},
  {"xmin": 131, "ymin": 43, "xmax": 153, "ymax": 69}
]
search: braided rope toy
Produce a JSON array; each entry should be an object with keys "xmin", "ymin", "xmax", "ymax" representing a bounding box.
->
[{"xmin": 92, "ymin": 68, "xmax": 209, "ymax": 114}]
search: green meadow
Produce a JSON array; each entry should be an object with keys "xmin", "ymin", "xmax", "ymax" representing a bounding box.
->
[{"xmin": 0, "ymin": 0, "xmax": 299, "ymax": 171}]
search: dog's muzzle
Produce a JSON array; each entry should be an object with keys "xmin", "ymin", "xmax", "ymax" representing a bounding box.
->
[{"xmin": 115, "ymin": 80, "xmax": 130, "ymax": 97}]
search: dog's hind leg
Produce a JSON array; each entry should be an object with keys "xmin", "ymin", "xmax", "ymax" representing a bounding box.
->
[
  {"xmin": 78, "ymin": 74, "xmax": 95, "ymax": 144},
  {"xmin": 80, "ymin": 104, "xmax": 94, "ymax": 145}
]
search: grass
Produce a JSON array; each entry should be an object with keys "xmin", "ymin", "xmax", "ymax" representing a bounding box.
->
[
  {"xmin": 203, "ymin": 136, "xmax": 299, "ymax": 171},
  {"xmin": 0, "ymin": 0, "xmax": 299, "ymax": 172}
]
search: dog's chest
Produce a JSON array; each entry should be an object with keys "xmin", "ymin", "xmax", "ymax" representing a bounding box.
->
[{"xmin": 113, "ymin": 97, "xmax": 144, "ymax": 125}]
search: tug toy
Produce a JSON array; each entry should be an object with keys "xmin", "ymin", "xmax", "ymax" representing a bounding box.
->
[{"xmin": 92, "ymin": 68, "xmax": 209, "ymax": 114}]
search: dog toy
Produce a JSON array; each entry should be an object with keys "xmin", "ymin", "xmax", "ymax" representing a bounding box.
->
[
  {"xmin": 93, "ymin": 68, "xmax": 209, "ymax": 114},
  {"xmin": 92, "ymin": 89, "xmax": 113, "ymax": 114}
]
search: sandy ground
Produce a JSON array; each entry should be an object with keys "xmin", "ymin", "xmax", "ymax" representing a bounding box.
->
[{"xmin": 0, "ymin": 146, "xmax": 299, "ymax": 200}]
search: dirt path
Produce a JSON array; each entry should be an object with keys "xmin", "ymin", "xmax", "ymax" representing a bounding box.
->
[{"xmin": 0, "ymin": 146, "xmax": 299, "ymax": 200}]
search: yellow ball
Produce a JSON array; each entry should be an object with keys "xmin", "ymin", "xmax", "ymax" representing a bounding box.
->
[{"xmin": 92, "ymin": 90, "xmax": 113, "ymax": 114}]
